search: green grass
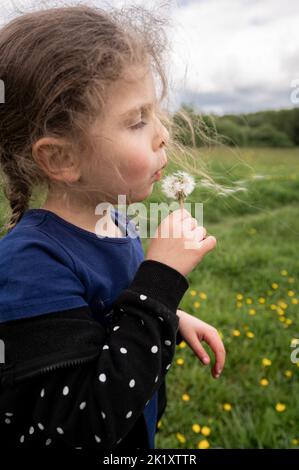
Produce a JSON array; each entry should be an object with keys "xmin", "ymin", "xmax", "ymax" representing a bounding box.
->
[
  {"xmin": 1, "ymin": 146, "xmax": 299, "ymax": 449},
  {"xmin": 150, "ymin": 147, "xmax": 299, "ymax": 449}
]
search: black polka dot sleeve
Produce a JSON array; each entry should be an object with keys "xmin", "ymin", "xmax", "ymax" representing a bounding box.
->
[{"xmin": 0, "ymin": 260, "xmax": 189, "ymax": 448}]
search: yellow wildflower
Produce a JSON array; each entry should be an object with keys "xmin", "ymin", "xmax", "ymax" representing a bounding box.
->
[
  {"xmin": 258, "ymin": 297, "xmax": 266, "ymax": 304},
  {"xmin": 260, "ymin": 378, "xmax": 269, "ymax": 386},
  {"xmin": 246, "ymin": 298, "xmax": 253, "ymax": 305},
  {"xmin": 236, "ymin": 302, "xmax": 243, "ymax": 308},
  {"xmin": 272, "ymin": 283, "xmax": 278, "ymax": 290},
  {"xmin": 190, "ymin": 290, "xmax": 197, "ymax": 296},
  {"xmin": 194, "ymin": 301, "xmax": 201, "ymax": 308},
  {"xmin": 280, "ymin": 270, "xmax": 288, "ymax": 276},
  {"xmin": 291, "ymin": 298, "xmax": 298, "ymax": 305},
  {"xmin": 176, "ymin": 433, "xmax": 186, "ymax": 444},
  {"xmin": 285, "ymin": 318, "xmax": 293, "ymax": 325},
  {"xmin": 232, "ymin": 329, "xmax": 241, "ymax": 337},
  {"xmin": 223, "ymin": 403, "xmax": 232, "ymax": 411},
  {"xmin": 249, "ymin": 309, "xmax": 256, "ymax": 316},
  {"xmin": 178, "ymin": 341, "xmax": 187, "ymax": 349},
  {"xmin": 182, "ymin": 393, "xmax": 190, "ymax": 402},
  {"xmin": 288, "ymin": 290, "xmax": 295, "ymax": 297},
  {"xmin": 275, "ymin": 403, "xmax": 286, "ymax": 412},
  {"xmin": 199, "ymin": 292, "xmax": 207, "ymax": 300},
  {"xmin": 284, "ymin": 370, "xmax": 293, "ymax": 378},
  {"xmin": 176, "ymin": 358, "xmax": 185, "ymax": 366},
  {"xmin": 198, "ymin": 439, "xmax": 210, "ymax": 449},
  {"xmin": 288, "ymin": 277, "xmax": 295, "ymax": 284},
  {"xmin": 246, "ymin": 331, "xmax": 254, "ymax": 338},
  {"xmin": 192, "ymin": 424, "xmax": 201, "ymax": 434},
  {"xmin": 262, "ymin": 358, "xmax": 272, "ymax": 367},
  {"xmin": 201, "ymin": 426, "xmax": 211, "ymax": 437},
  {"xmin": 157, "ymin": 420, "xmax": 162, "ymax": 429},
  {"xmin": 270, "ymin": 304, "xmax": 277, "ymax": 310},
  {"xmin": 291, "ymin": 439, "xmax": 299, "ymax": 446},
  {"xmin": 236, "ymin": 294, "xmax": 243, "ymax": 301}
]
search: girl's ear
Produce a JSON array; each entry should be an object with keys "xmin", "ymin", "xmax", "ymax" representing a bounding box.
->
[{"xmin": 32, "ymin": 137, "xmax": 81, "ymax": 184}]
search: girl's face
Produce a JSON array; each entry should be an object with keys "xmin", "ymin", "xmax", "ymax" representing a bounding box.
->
[{"xmin": 84, "ymin": 65, "xmax": 169, "ymax": 205}]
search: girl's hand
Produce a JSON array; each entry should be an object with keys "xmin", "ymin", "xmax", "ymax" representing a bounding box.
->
[{"xmin": 176, "ymin": 309, "xmax": 226, "ymax": 379}]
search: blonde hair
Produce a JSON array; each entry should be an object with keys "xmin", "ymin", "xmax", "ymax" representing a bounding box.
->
[{"xmin": 0, "ymin": 3, "xmax": 228, "ymax": 234}]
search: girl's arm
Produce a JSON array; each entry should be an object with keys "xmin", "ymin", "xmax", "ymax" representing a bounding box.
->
[{"xmin": 0, "ymin": 259, "xmax": 188, "ymax": 449}]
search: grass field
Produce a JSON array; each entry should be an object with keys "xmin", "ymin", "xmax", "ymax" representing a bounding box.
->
[
  {"xmin": 1, "ymin": 147, "xmax": 298, "ymax": 449},
  {"xmin": 149, "ymin": 147, "xmax": 299, "ymax": 449}
]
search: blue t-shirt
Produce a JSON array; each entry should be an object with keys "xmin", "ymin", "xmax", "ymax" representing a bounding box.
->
[{"xmin": 0, "ymin": 207, "xmax": 158, "ymax": 448}]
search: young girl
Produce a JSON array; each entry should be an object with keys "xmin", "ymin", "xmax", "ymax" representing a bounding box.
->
[{"xmin": 0, "ymin": 5, "xmax": 225, "ymax": 449}]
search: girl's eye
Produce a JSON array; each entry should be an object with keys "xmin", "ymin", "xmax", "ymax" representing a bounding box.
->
[{"xmin": 130, "ymin": 120, "xmax": 147, "ymax": 130}]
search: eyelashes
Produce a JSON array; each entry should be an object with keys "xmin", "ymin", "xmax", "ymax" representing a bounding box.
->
[{"xmin": 130, "ymin": 121, "xmax": 147, "ymax": 130}]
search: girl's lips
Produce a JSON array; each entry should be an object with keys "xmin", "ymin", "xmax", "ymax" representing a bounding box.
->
[{"xmin": 153, "ymin": 170, "xmax": 162, "ymax": 181}]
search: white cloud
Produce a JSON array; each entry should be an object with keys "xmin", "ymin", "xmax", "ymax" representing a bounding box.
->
[{"xmin": 1, "ymin": 0, "xmax": 298, "ymax": 113}]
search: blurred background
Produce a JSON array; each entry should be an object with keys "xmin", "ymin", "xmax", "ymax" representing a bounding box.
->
[{"xmin": 1, "ymin": 0, "xmax": 299, "ymax": 449}]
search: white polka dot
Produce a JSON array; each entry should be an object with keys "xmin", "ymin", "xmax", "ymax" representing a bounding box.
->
[
  {"xmin": 120, "ymin": 347, "xmax": 127, "ymax": 354},
  {"xmin": 120, "ymin": 308, "xmax": 124, "ymax": 312},
  {"xmin": 95, "ymin": 435, "xmax": 101, "ymax": 443},
  {"xmin": 5, "ymin": 418, "xmax": 11, "ymax": 424},
  {"xmin": 126, "ymin": 411, "xmax": 133, "ymax": 419},
  {"xmin": 5, "ymin": 412, "xmax": 13, "ymax": 416},
  {"xmin": 79, "ymin": 402, "xmax": 86, "ymax": 410},
  {"xmin": 99, "ymin": 373, "xmax": 107, "ymax": 383},
  {"xmin": 166, "ymin": 364, "xmax": 171, "ymax": 370},
  {"xmin": 116, "ymin": 438, "xmax": 122, "ymax": 445},
  {"xmin": 75, "ymin": 447, "xmax": 82, "ymax": 450},
  {"xmin": 129, "ymin": 379, "xmax": 135, "ymax": 388},
  {"xmin": 113, "ymin": 326, "xmax": 120, "ymax": 331},
  {"xmin": 29, "ymin": 426, "xmax": 34, "ymax": 435},
  {"xmin": 151, "ymin": 345, "xmax": 158, "ymax": 354},
  {"xmin": 40, "ymin": 388, "xmax": 45, "ymax": 398},
  {"xmin": 141, "ymin": 319, "xmax": 145, "ymax": 326},
  {"xmin": 101, "ymin": 411, "xmax": 106, "ymax": 420},
  {"xmin": 56, "ymin": 427, "xmax": 64, "ymax": 435},
  {"xmin": 140, "ymin": 294, "xmax": 147, "ymax": 301},
  {"xmin": 45, "ymin": 438, "xmax": 52, "ymax": 446},
  {"xmin": 145, "ymin": 400, "xmax": 150, "ymax": 406},
  {"xmin": 102, "ymin": 345, "xmax": 109, "ymax": 350},
  {"xmin": 165, "ymin": 340, "xmax": 172, "ymax": 346},
  {"xmin": 37, "ymin": 423, "xmax": 44, "ymax": 430},
  {"xmin": 155, "ymin": 376, "xmax": 159, "ymax": 383},
  {"xmin": 20, "ymin": 435, "xmax": 25, "ymax": 443},
  {"xmin": 63, "ymin": 386, "xmax": 69, "ymax": 396},
  {"xmin": 158, "ymin": 316, "xmax": 164, "ymax": 322}
]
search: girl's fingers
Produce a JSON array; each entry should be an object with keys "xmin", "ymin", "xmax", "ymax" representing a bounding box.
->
[
  {"xmin": 189, "ymin": 336, "xmax": 210, "ymax": 365},
  {"xmin": 202, "ymin": 329, "xmax": 226, "ymax": 379}
]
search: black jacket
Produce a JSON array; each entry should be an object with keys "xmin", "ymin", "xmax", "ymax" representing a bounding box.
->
[{"xmin": 0, "ymin": 260, "xmax": 188, "ymax": 448}]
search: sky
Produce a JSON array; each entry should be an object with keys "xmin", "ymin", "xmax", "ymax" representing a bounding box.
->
[{"xmin": 1, "ymin": 0, "xmax": 299, "ymax": 115}]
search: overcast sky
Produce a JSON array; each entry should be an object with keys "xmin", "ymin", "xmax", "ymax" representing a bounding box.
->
[{"xmin": 1, "ymin": 0, "xmax": 299, "ymax": 115}]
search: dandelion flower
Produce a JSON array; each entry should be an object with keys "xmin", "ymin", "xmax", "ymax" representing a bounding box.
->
[
  {"xmin": 192, "ymin": 424, "xmax": 201, "ymax": 434},
  {"xmin": 190, "ymin": 290, "xmax": 197, "ymax": 297},
  {"xmin": 176, "ymin": 358, "xmax": 185, "ymax": 366},
  {"xmin": 288, "ymin": 290, "xmax": 295, "ymax": 297},
  {"xmin": 291, "ymin": 438, "xmax": 299, "ymax": 446},
  {"xmin": 232, "ymin": 329, "xmax": 241, "ymax": 337},
  {"xmin": 272, "ymin": 283, "xmax": 279, "ymax": 290},
  {"xmin": 246, "ymin": 298, "xmax": 253, "ymax": 305},
  {"xmin": 193, "ymin": 301, "xmax": 201, "ymax": 308},
  {"xmin": 201, "ymin": 426, "xmax": 211, "ymax": 437},
  {"xmin": 262, "ymin": 358, "xmax": 272, "ymax": 367},
  {"xmin": 178, "ymin": 341, "xmax": 187, "ymax": 349},
  {"xmin": 275, "ymin": 402, "xmax": 286, "ymax": 412},
  {"xmin": 182, "ymin": 393, "xmax": 190, "ymax": 402},
  {"xmin": 198, "ymin": 439, "xmax": 210, "ymax": 449},
  {"xmin": 249, "ymin": 309, "xmax": 256, "ymax": 316},
  {"xmin": 260, "ymin": 378, "xmax": 269, "ymax": 386},
  {"xmin": 161, "ymin": 171, "xmax": 196, "ymax": 208},
  {"xmin": 223, "ymin": 403, "xmax": 232, "ymax": 411},
  {"xmin": 246, "ymin": 331, "xmax": 254, "ymax": 339},
  {"xmin": 199, "ymin": 292, "xmax": 207, "ymax": 300},
  {"xmin": 258, "ymin": 297, "xmax": 266, "ymax": 304},
  {"xmin": 280, "ymin": 270, "xmax": 288, "ymax": 276},
  {"xmin": 176, "ymin": 432, "xmax": 186, "ymax": 444},
  {"xmin": 284, "ymin": 370, "xmax": 293, "ymax": 378},
  {"xmin": 291, "ymin": 298, "xmax": 298, "ymax": 305},
  {"xmin": 236, "ymin": 294, "xmax": 243, "ymax": 300}
]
